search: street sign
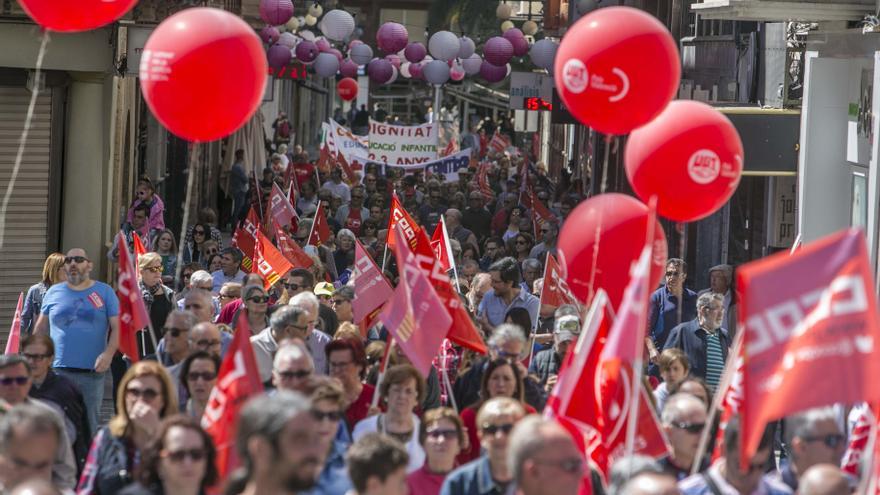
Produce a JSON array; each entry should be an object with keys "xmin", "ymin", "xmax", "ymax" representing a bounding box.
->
[{"xmin": 509, "ymin": 72, "xmax": 554, "ymax": 110}]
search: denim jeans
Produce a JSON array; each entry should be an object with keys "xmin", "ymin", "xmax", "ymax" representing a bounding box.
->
[{"xmin": 55, "ymin": 369, "xmax": 106, "ymax": 435}]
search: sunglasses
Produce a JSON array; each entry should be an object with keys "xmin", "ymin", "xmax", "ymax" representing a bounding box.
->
[
  {"xmin": 162, "ymin": 448, "xmax": 206, "ymax": 463},
  {"xmin": 218, "ymin": 293, "xmax": 235, "ymax": 300},
  {"xmin": 804, "ymin": 433, "xmax": 846, "ymax": 449},
  {"xmin": 126, "ymin": 387, "xmax": 160, "ymax": 401},
  {"xmin": 163, "ymin": 326, "xmax": 189, "ymax": 338},
  {"xmin": 311, "ymin": 410, "xmax": 344, "ymax": 422},
  {"xmin": 144, "ymin": 266, "xmax": 163, "ymax": 273},
  {"xmin": 330, "ymin": 298, "xmax": 348, "ymax": 305},
  {"xmin": 187, "ymin": 371, "xmax": 217, "ymax": 382},
  {"xmin": 285, "ymin": 283, "xmax": 304, "ymax": 291},
  {"xmin": 481, "ymin": 423, "xmax": 515, "ymax": 435},
  {"xmin": 277, "ymin": 369, "xmax": 312, "ymax": 380},
  {"xmin": 193, "ymin": 230, "xmax": 206, "ymax": 236},
  {"xmin": 0, "ymin": 376, "xmax": 28, "ymax": 386},
  {"xmin": 671, "ymin": 421, "xmax": 706, "ymax": 434},
  {"xmin": 426, "ymin": 429, "xmax": 459, "ymax": 440},
  {"xmin": 248, "ymin": 296, "xmax": 270, "ymax": 303},
  {"xmin": 64, "ymin": 256, "xmax": 88, "ymax": 264}
]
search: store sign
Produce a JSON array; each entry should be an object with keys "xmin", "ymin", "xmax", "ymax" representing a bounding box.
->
[
  {"xmin": 509, "ymin": 72, "xmax": 554, "ymax": 110},
  {"xmin": 126, "ymin": 27, "xmax": 154, "ymax": 76}
]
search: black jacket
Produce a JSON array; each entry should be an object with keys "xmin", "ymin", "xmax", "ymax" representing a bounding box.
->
[
  {"xmin": 663, "ymin": 319, "xmax": 731, "ymax": 381},
  {"xmin": 453, "ymin": 357, "xmax": 546, "ymax": 412},
  {"xmin": 29, "ymin": 370, "xmax": 91, "ymax": 473}
]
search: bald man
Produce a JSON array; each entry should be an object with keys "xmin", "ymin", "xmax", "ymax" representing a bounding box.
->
[
  {"xmin": 798, "ymin": 464, "xmax": 851, "ymax": 495},
  {"xmin": 188, "ymin": 322, "xmax": 231, "ymax": 358},
  {"xmin": 620, "ymin": 472, "xmax": 680, "ymax": 495},
  {"xmin": 508, "ymin": 415, "xmax": 584, "ymax": 495}
]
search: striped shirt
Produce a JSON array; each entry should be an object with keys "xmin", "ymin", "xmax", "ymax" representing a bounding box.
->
[{"xmin": 705, "ymin": 330, "xmax": 725, "ymax": 389}]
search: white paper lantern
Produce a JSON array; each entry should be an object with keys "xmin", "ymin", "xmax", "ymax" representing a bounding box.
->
[
  {"xmin": 322, "ymin": 9, "xmax": 355, "ymax": 41},
  {"xmin": 529, "ymin": 39, "xmax": 558, "ymax": 70},
  {"xmin": 458, "ymin": 36, "xmax": 475, "ymax": 59},
  {"xmin": 278, "ymin": 31, "xmax": 298, "ymax": 49},
  {"xmin": 522, "ymin": 20, "xmax": 538, "ymax": 36},
  {"xmin": 385, "ymin": 65, "xmax": 399, "ymax": 84},
  {"xmin": 299, "ymin": 30, "xmax": 316, "ymax": 41},
  {"xmin": 286, "ymin": 16, "xmax": 300, "ymax": 31},
  {"xmin": 423, "ymin": 59, "xmax": 450, "ymax": 85},
  {"xmin": 400, "ymin": 62, "xmax": 412, "ymax": 78},
  {"xmin": 304, "ymin": 14, "xmax": 317, "ymax": 26},
  {"xmin": 496, "ymin": 2, "xmax": 513, "ymax": 20},
  {"xmin": 428, "ymin": 30, "xmax": 461, "ymax": 62},
  {"xmin": 462, "ymin": 53, "xmax": 482, "ymax": 75},
  {"xmin": 313, "ymin": 52, "xmax": 340, "ymax": 77},
  {"xmin": 350, "ymin": 43, "xmax": 373, "ymax": 65},
  {"xmin": 308, "ymin": 3, "xmax": 323, "ymax": 17}
]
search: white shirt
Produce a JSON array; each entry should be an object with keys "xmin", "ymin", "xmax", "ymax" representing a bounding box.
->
[{"xmin": 352, "ymin": 413, "xmax": 425, "ymax": 473}]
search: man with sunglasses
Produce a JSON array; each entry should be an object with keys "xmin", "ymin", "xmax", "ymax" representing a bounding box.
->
[
  {"xmin": 648, "ymin": 259, "xmax": 698, "ymax": 368},
  {"xmin": 272, "ymin": 341, "xmax": 315, "ymax": 393},
  {"xmin": 508, "ymin": 415, "xmax": 584, "ymax": 495},
  {"xmin": 660, "ymin": 393, "xmax": 710, "ymax": 480},
  {"xmin": 528, "ymin": 221, "xmax": 558, "ymax": 263},
  {"xmin": 772, "ymin": 407, "xmax": 848, "ymax": 492},
  {"xmin": 251, "ymin": 305, "xmax": 311, "ymax": 384},
  {"xmin": 441, "ymin": 397, "xmax": 526, "ymax": 495},
  {"xmin": 34, "ymin": 248, "xmax": 120, "ymax": 437},
  {"xmin": 0, "ymin": 404, "xmax": 66, "ymax": 493}
]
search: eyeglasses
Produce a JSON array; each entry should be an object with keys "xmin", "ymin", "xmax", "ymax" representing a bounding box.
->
[
  {"xmin": 23, "ymin": 353, "xmax": 51, "ymax": 361},
  {"xmin": 218, "ymin": 293, "xmax": 235, "ymax": 300},
  {"xmin": 426, "ymin": 429, "xmax": 459, "ymax": 440},
  {"xmin": 0, "ymin": 376, "xmax": 28, "ymax": 386},
  {"xmin": 804, "ymin": 433, "xmax": 847, "ymax": 449},
  {"xmin": 311, "ymin": 409, "xmax": 344, "ymax": 422},
  {"xmin": 284, "ymin": 283, "xmax": 304, "ymax": 291},
  {"xmin": 64, "ymin": 256, "xmax": 88, "ymax": 264},
  {"xmin": 330, "ymin": 298, "xmax": 348, "ymax": 305},
  {"xmin": 187, "ymin": 371, "xmax": 217, "ymax": 382},
  {"xmin": 144, "ymin": 266, "xmax": 163, "ymax": 273},
  {"xmin": 533, "ymin": 457, "xmax": 584, "ymax": 474},
  {"xmin": 184, "ymin": 303, "xmax": 204, "ymax": 311},
  {"xmin": 247, "ymin": 296, "xmax": 270, "ymax": 303},
  {"xmin": 193, "ymin": 230, "xmax": 206, "ymax": 236},
  {"xmin": 671, "ymin": 421, "xmax": 706, "ymax": 434},
  {"xmin": 481, "ymin": 423, "xmax": 515, "ymax": 436},
  {"xmin": 183, "ymin": 273, "xmax": 193, "ymax": 280},
  {"xmin": 277, "ymin": 369, "xmax": 312, "ymax": 380},
  {"xmin": 126, "ymin": 387, "xmax": 160, "ymax": 401},
  {"xmin": 163, "ymin": 326, "xmax": 189, "ymax": 338},
  {"xmin": 162, "ymin": 448, "xmax": 206, "ymax": 463}
]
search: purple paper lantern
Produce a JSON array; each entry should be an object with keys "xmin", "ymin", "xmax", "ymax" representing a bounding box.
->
[
  {"xmin": 385, "ymin": 54, "xmax": 401, "ymax": 69},
  {"xmin": 462, "ymin": 54, "xmax": 482, "ymax": 75},
  {"xmin": 350, "ymin": 43, "xmax": 373, "ymax": 65},
  {"xmin": 316, "ymin": 38, "xmax": 332, "ymax": 52},
  {"xmin": 259, "ymin": 0, "xmax": 294, "ymax": 26},
  {"xmin": 340, "ymin": 59, "xmax": 359, "ymax": 78},
  {"xmin": 423, "ymin": 59, "xmax": 450, "ymax": 85},
  {"xmin": 313, "ymin": 52, "xmax": 340, "ymax": 78},
  {"xmin": 260, "ymin": 25, "xmax": 281, "ymax": 44},
  {"xmin": 483, "ymin": 36, "xmax": 514, "ymax": 66},
  {"xmin": 409, "ymin": 62, "xmax": 424, "ymax": 80},
  {"xmin": 458, "ymin": 36, "xmax": 476, "ymax": 59},
  {"xmin": 295, "ymin": 40, "xmax": 319, "ymax": 63},
  {"xmin": 321, "ymin": 9, "xmax": 356, "ymax": 42},
  {"xmin": 329, "ymin": 48, "xmax": 344, "ymax": 64},
  {"xmin": 268, "ymin": 43, "xmax": 292, "ymax": 69},
  {"xmin": 377, "ymin": 22, "xmax": 408, "ymax": 53},
  {"xmin": 529, "ymin": 39, "xmax": 558, "ymax": 70},
  {"xmin": 480, "ymin": 60, "xmax": 507, "ymax": 83},
  {"xmin": 404, "ymin": 42, "xmax": 427, "ymax": 63},
  {"xmin": 367, "ymin": 58, "xmax": 394, "ymax": 84},
  {"xmin": 428, "ymin": 30, "xmax": 461, "ymax": 61},
  {"xmin": 278, "ymin": 32, "xmax": 297, "ymax": 49},
  {"xmin": 502, "ymin": 28, "xmax": 528, "ymax": 56}
]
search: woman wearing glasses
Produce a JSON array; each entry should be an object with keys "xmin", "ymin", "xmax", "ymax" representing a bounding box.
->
[
  {"xmin": 119, "ymin": 415, "xmax": 217, "ymax": 495},
  {"xmin": 178, "ymin": 351, "xmax": 219, "ymax": 418},
  {"xmin": 139, "ymin": 253, "xmax": 175, "ymax": 354},
  {"xmin": 509, "ymin": 232, "xmax": 534, "ymax": 263},
  {"xmin": 232, "ymin": 285, "xmax": 271, "ymax": 335},
  {"xmin": 407, "ymin": 408, "xmax": 466, "ymax": 495},
  {"xmin": 78, "ymin": 361, "xmax": 179, "ymax": 495},
  {"xmin": 181, "ymin": 223, "xmax": 213, "ymax": 266}
]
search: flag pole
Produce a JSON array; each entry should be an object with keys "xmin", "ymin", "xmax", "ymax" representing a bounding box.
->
[
  {"xmin": 443, "ymin": 368, "xmax": 459, "ymax": 413},
  {"xmin": 372, "ymin": 337, "xmax": 395, "ymax": 409},
  {"xmin": 440, "ymin": 215, "xmax": 461, "ymax": 293}
]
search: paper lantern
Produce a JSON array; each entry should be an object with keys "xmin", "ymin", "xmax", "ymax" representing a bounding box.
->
[
  {"xmin": 404, "ymin": 42, "xmax": 427, "ymax": 63},
  {"xmin": 458, "ymin": 36, "xmax": 476, "ymax": 59},
  {"xmin": 313, "ymin": 52, "xmax": 340, "ymax": 78},
  {"xmin": 260, "ymin": 25, "xmax": 281, "ymax": 44},
  {"xmin": 260, "ymin": 0, "xmax": 293, "ymax": 26},
  {"xmin": 497, "ymin": 2, "xmax": 513, "ymax": 20},
  {"xmin": 385, "ymin": 54, "xmax": 402, "ymax": 68},
  {"xmin": 268, "ymin": 43, "xmax": 292, "ymax": 69},
  {"xmin": 304, "ymin": 14, "xmax": 317, "ymax": 26},
  {"xmin": 299, "ymin": 29, "xmax": 316, "ymax": 41},
  {"xmin": 350, "ymin": 43, "xmax": 373, "ymax": 65},
  {"xmin": 423, "ymin": 59, "xmax": 450, "ymax": 85},
  {"xmin": 483, "ymin": 36, "xmax": 513, "ymax": 66},
  {"xmin": 295, "ymin": 40, "xmax": 319, "ymax": 63},
  {"xmin": 385, "ymin": 65, "xmax": 399, "ymax": 85},
  {"xmin": 322, "ymin": 9, "xmax": 355, "ymax": 41},
  {"xmin": 450, "ymin": 61, "xmax": 466, "ymax": 81},
  {"xmin": 285, "ymin": 16, "xmax": 300, "ymax": 32},
  {"xmin": 340, "ymin": 58, "xmax": 359, "ymax": 78},
  {"xmin": 480, "ymin": 60, "xmax": 507, "ymax": 83},
  {"xmin": 316, "ymin": 37, "xmax": 331, "ymax": 52},
  {"xmin": 429, "ymin": 30, "xmax": 461, "ymax": 61},
  {"xmin": 329, "ymin": 48, "xmax": 344, "ymax": 64},
  {"xmin": 368, "ymin": 58, "xmax": 393, "ymax": 83},
  {"xmin": 462, "ymin": 54, "xmax": 482, "ymax": 75},
  {"xmin": 503, "ymin": 28, "xmax": 529, "ymax": 57},
  {"xmin": 377, "ymin": 22, "xmax": 408, "ymax": 53},
  {"xmin": 278, "ymin": 31, "xmax": 297, "ymax": 48},
  {"xmin": 501, "ymin": 20, "xmax": 515, "ymax": 32},
  {"xmin": 522, "ymin": 20, "xmax": 539, "ymax": 36},
  {"xmin": 400, "ymin": 62, "xmax": 412, "ymax": 78},
  {"xmin": 349, "ymin": 39, "xmax": 363, "ymax": 49},
  {"xmin": 529, "ymin": 39, "xmax": 558, "ymax": 70},
  {"xmin": 409, "ymin": 62, "xmax": 424, "ymax": 80},
  {"xmin": 308, "ymin": 3, "xmax": 323, "ymax": 17}
]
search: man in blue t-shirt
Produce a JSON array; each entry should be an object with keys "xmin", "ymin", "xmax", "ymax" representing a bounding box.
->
[{"xmin": 34, "ymin": 248, "xmax": 120, "ymax": 434}]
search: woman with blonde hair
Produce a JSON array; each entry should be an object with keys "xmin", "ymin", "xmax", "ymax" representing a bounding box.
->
[
  {"xmin": 21, "ymin": 252, "xmax": 66, "ymax": 336},
  {"xmin": 78, "ymin": 361, "xmax": 179, "ymax": 494},
  {"xmin": 139, "ymin": 252, "xmax": 175, "ymax": 355}
]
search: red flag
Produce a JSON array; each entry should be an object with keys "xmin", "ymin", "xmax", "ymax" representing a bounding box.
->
[
  {"xmin": 202, "ymin": 312, "xmax": 264, "ymax": 479},
  {"xmin": 273, "ymin": 221, "xmax": 314, "ymax": 269},
  {"xmin": 336, "ymin": 150, "xmax": 357, "ymax": 186},
  {"xmin": 116, "ymin": 232, "xmax": 149, "ymax": 362},
  {"xmin": 253, "ymin": 231, "xmax": 294, "ymax": 290},
  {"xmin": 381, "ymin": 225, "xmax": 452, "ymax": 376},
  {"xmin": 738, "ymin": 228, "xmax": 880, "ymax": 468},
  {"xmin": 232, "ymin": 207, "xmax": 260, "ymax": 271},
  {"xmin": 842, "ymin": 405, "xmax": 874, "ymax": 476},
  {"xmin": 540, "ymin": 254, "xmax": 581, "ymax": 309},
  {"xmin": 307, "ymin": 201, "xmax": 331, "ymax": 247},
  {"xmin": 710, "ymin": 335, "xmax": 744, "ymax": 462},
  {"xmin": 430, "ymin": 217, "xmax": 453, "ymax": 272},
  {"xmin": 4, "ymin": 293, "xmax": 23, "ymax": 355},
  {"xmin": 353, "ymin": 239, "xmax": 393, "ymax": 333},
  {"xmin": 132, "ymin": 231, "xmax": 147, "ymax": 259},
  {"xmin": 488, "ymin": 131, "xmax": 511, "ymax": 154},
  {"xmin": 269, "ymin": 182, "xmax": 299, "ymax": 232},
  {"xmin": 476, "ymin": 162, "xmax": 493, "ymax": 201},
  {"xmin": 530, "ymin": 190, "xmax": 556, "ymax": 241},
  {"xmin": 386, "ymin": 192, "xmax": 421, "ymax": 251}
]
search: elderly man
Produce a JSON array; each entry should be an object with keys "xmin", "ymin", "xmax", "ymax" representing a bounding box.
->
[
  {"xmin": 0, "ymin": 404, "xmax": 68, "ymax": 494},
  {"xmin": 34, "ymin": 248, "xmax": 119, "ymax": 436},
  {"xmin": 188, "ymin": 321, "xmax": 230, "ymax": 358},
  {"xmin": 699, "ymin": 264, "xmax": 737, "ymax": 335},
  {"xmin": 772, "ymin": 407, "xmax": 848, "ymax": 492},
  {"xmin": 182, "ymin": 288, "xmax": 217, "ymax": 323},
  {"xmin": 529, "ymin": 315, "xmax": 579, "ymax": 389},
  {"xmin": 251, "ymin": 305, "xmax": 311, "ymax": 384},
  {"xmin": 290, "ymin": 292, "xmax": 332, "ymax": 374},
  {"xmin": 211, "ymin": 247, "xmax": 247, "ymax": 293},
  {"xmin": 478, "ymin": 257, "xmax": 540, "ymax": 330},
  {"xmin": 507, "ymin": 415, "xmax": 584, "ymax": 495},
  {"xmin": 152, "ymin": 310, "xmax": 199, "ymax": 368},
  {"xmin": 272, "ymin": 341, "xmax": 315, "ymax": 393},
  {"xmin": 798, "ymin": 464, "xmax": 851, "ymax": 495},
  {"xmin": 445, "ymin": 208, "xmax": 479, "ymax": 254},
  {"xmin": 529, "ymin": 221, "xmax": 558, "ymax": 262},
  {"xmin": 177, "ymin": 270, "xmax": 218, "ymax": 311},
  {"xmin": 521, "ymin": 259, "xmax": 542, "ymax": 293},
  {"xmin": 660, "ymin": 393, "xmax": 709, "ymax": 480},
  {"xmin": 664, "ymin": 292, "xmax": 731, "ymax": 389},
  {"xmin": 610, "ymin": 456, "xmax": 679, "ymax": 495}
]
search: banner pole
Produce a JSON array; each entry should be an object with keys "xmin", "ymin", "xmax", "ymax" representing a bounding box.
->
[{"xmin": 371, "ymin": 337, "xmax": 395, "ymax": 409}]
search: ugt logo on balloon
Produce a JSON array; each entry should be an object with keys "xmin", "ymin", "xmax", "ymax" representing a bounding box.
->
[{"xmin": 561, "ymin": 59, "xmax": 630, "ymax": 103}]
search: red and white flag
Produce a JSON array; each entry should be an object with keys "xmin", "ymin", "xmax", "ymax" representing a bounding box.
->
[
  {"xmin": 4, "ymin": 293, "xmax": 23, "ymax": 355},
  {"xmin": 476, "ymin": 161, "xmax": 494, "ymax": 201},
  {"xmin": 530, "ymin": 191, "xmax": 557, "ymax": 240},
  {"xmin": 540, "ymin": 254, "xmax": 580, "ymax": 309},
  {"xmin": 253, "ymin": 231, "xmax": 294, "ymax": 290},
  {"xmin": 232, "ymin": 207, "xmax": 260, "ymax": 271},
  {"xmin": 307, "ymin": 201, "xmax": 332, "ymax": 247},
  {"xmin": 353, "ymin": 239, "xmax": 394, "ymax": 335},
  {"xmin": 269, "ymin": 182, "xmax": 299, "ymax": 232},
  {"xmin": 273, "ymin": 221, "xmax": 314, "ymax": 269},
  {"xmin": 488, "ymin": 131, "xmax": 511, "ymax": 154},
  {"xmin": 386, "ymin": 192, "xmax": 421, "ymax": 251},
  {"xmin": 132, "ymin": 231, "xmax": 147, "ymax": 261},
  {"xmin": 202, "ymin": 312, "xmax": 264, "ymax": 479},
  {"xmin": 430, "ymin": 216, "xmax": 454, "ymax": 273},
  {"xmin": 738, "ymin": 228, "xmax": 880, "ymax": 468},
  {"xmin": 116, "ymin": 232, "xmax": 149, "ymax": 362},
  {"xmin": 842, "ymin": 405, "xmax": 874, "ymax": 477},
  {"xmin": 710, "ymin": 334, "xmax": 744, "ymax": 462}
]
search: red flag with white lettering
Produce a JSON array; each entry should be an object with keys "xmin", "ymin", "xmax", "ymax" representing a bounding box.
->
[
  {"xmin": 738, "ymin": 228, "xmax": 880, "ymax": 468},
  {"xmin": 202, "ymin": 312, "xmax": 264, "ymax": 479},
  {"xmin": 307, "ymin": 202, "xmax": 332, "ymax": 248},
  {"xmin": 540, "ymin": 254, "xmax": 581, "ymax": 309},
  {"xmin": 272, "ymin": 221, "xmax": 314, "ymax": 269},
  {"xmin": 711, "ymin": 334, "xmax": 744, "ymax": 462},
  {"xmin": 353, "ymin": 239, "xmax": 393, "ymax": 334},
  {"xmin": 232, "ymin": 207, "xmax": 260, "ymax": 271},
  {"xmin": 4, "ymin": 293, "xmax": 23, "ymax": 355},
  {"xmin": 116, "ymin": 232, "xmax": 149, "ymax": 362},
  {"xmin": 386, "ymin": 192, "xmax": 422, "ymax": 251},
  {"xmin": 430, "ymin": 218, "xmax": 453, "ymax": 272},
  {"xmin": 253, "ymin": 231, "xmax": 294, "ymax": 290},
  {"xmin": 530, "ymin": 191, "xmax": 556, "ymax": 241},
  {"xmin": 269, "ymin": 182, "xmax": 299, "ymax": 232}
]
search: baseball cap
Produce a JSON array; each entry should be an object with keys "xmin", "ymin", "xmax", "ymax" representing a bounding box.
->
[
  {"xmin": 314, "ymin": 282, "xmax": 335, "ymax": 297},
  {"xmin": 554, "ymin": 314, "xmax": 581, "ymax": 335}
]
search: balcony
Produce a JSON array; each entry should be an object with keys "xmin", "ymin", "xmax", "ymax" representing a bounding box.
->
[{"xmin": 691, "ymin": 0, "xmax": 875, "ymax": 21}]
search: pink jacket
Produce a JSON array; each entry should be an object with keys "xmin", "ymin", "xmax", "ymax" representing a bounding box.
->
[{"xmin": 126, "ymin": 194, "xmax": 166, "ymax": 231}]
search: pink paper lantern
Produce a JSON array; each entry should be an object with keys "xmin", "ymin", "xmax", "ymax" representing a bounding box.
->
[
  {"xmin": 483, "ymin": 36, "xmax": 514, "ymax": 66},
  {"xmin": 259, "ymin": 0, "xmax": 293, "ymax": 26},
  {"xmin": 377, "ymin": 22, "xmax": 408, "ymax": 53}
]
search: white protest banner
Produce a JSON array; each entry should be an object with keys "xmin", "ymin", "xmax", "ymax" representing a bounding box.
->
[
  {"xmin": 374, "ymin": 148, "xmax": 471, "ymax": 182},
  {"xmin": 369, "ymin": 119, "xmax": 438, "ymax": 165},
  {"xmin": 327, "ymin": 119, "xmax": 369, "ymax": 158}
]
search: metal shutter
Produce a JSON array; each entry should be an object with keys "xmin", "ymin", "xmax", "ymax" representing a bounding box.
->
[{"xmin": 0, "ymin": 87, "xmax": 52, "ymax": 344}]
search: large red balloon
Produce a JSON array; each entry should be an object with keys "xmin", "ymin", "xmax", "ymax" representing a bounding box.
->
[
  {"xmin": 140, "ymin": 8, "xmax": 267, "ymax": 142},
  {"xmin": 625, "ymin": 101, "xmax": 744, "ymax": 222},
  {"xmin": 18, "ymin": 0, "xmax": 138, "ymax": 32},
  {"xmin": 554, "ymin": 6, "xmax": 680, "ymax": 135},
  {"xmin": 337, "ymin": 78, "xmax": 358, "ymax": 101},
  {"xmin": 558, "ymin": 194, "xmax": 667, "ymax": 310}
]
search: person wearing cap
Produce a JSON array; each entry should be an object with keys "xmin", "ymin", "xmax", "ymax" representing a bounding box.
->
[
  {"xmin": 528, "ymin": 315, "xmax": 580, "ymax": 390},
  {"xmin": 698, "ymin": 264, "xmax": 737, "ymax": 335},
  {"xmin": 314, "ymin": 282, "xmax": 335, "ymax": 306}
]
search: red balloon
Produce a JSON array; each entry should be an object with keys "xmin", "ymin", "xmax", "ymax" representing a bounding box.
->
[
  {"xmin": 625, "ymin": 101, "xmax": 744, "ymax": 222},
  {"xmin": 558, "ymin": 193, "xmax": 667, "ymax": 310},
  {"xmin": 554, "ymin": 6, "xmax": 680, "ymax": 135},
  {"xmin": 140, "ymin": 8, "xmax": 267, "ymax": 142},
  {"xmin": 18, "ymin": 0, "xmax": 137, "ymax": 32},
  {"xmin": 337, "ymin": 78, "xmax": 358, "ymax": 101}
]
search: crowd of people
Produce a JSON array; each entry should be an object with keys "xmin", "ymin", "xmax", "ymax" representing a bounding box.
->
[{"xmin": 0, "ymin": 123, "xmax": 862, "ymax": 495}]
